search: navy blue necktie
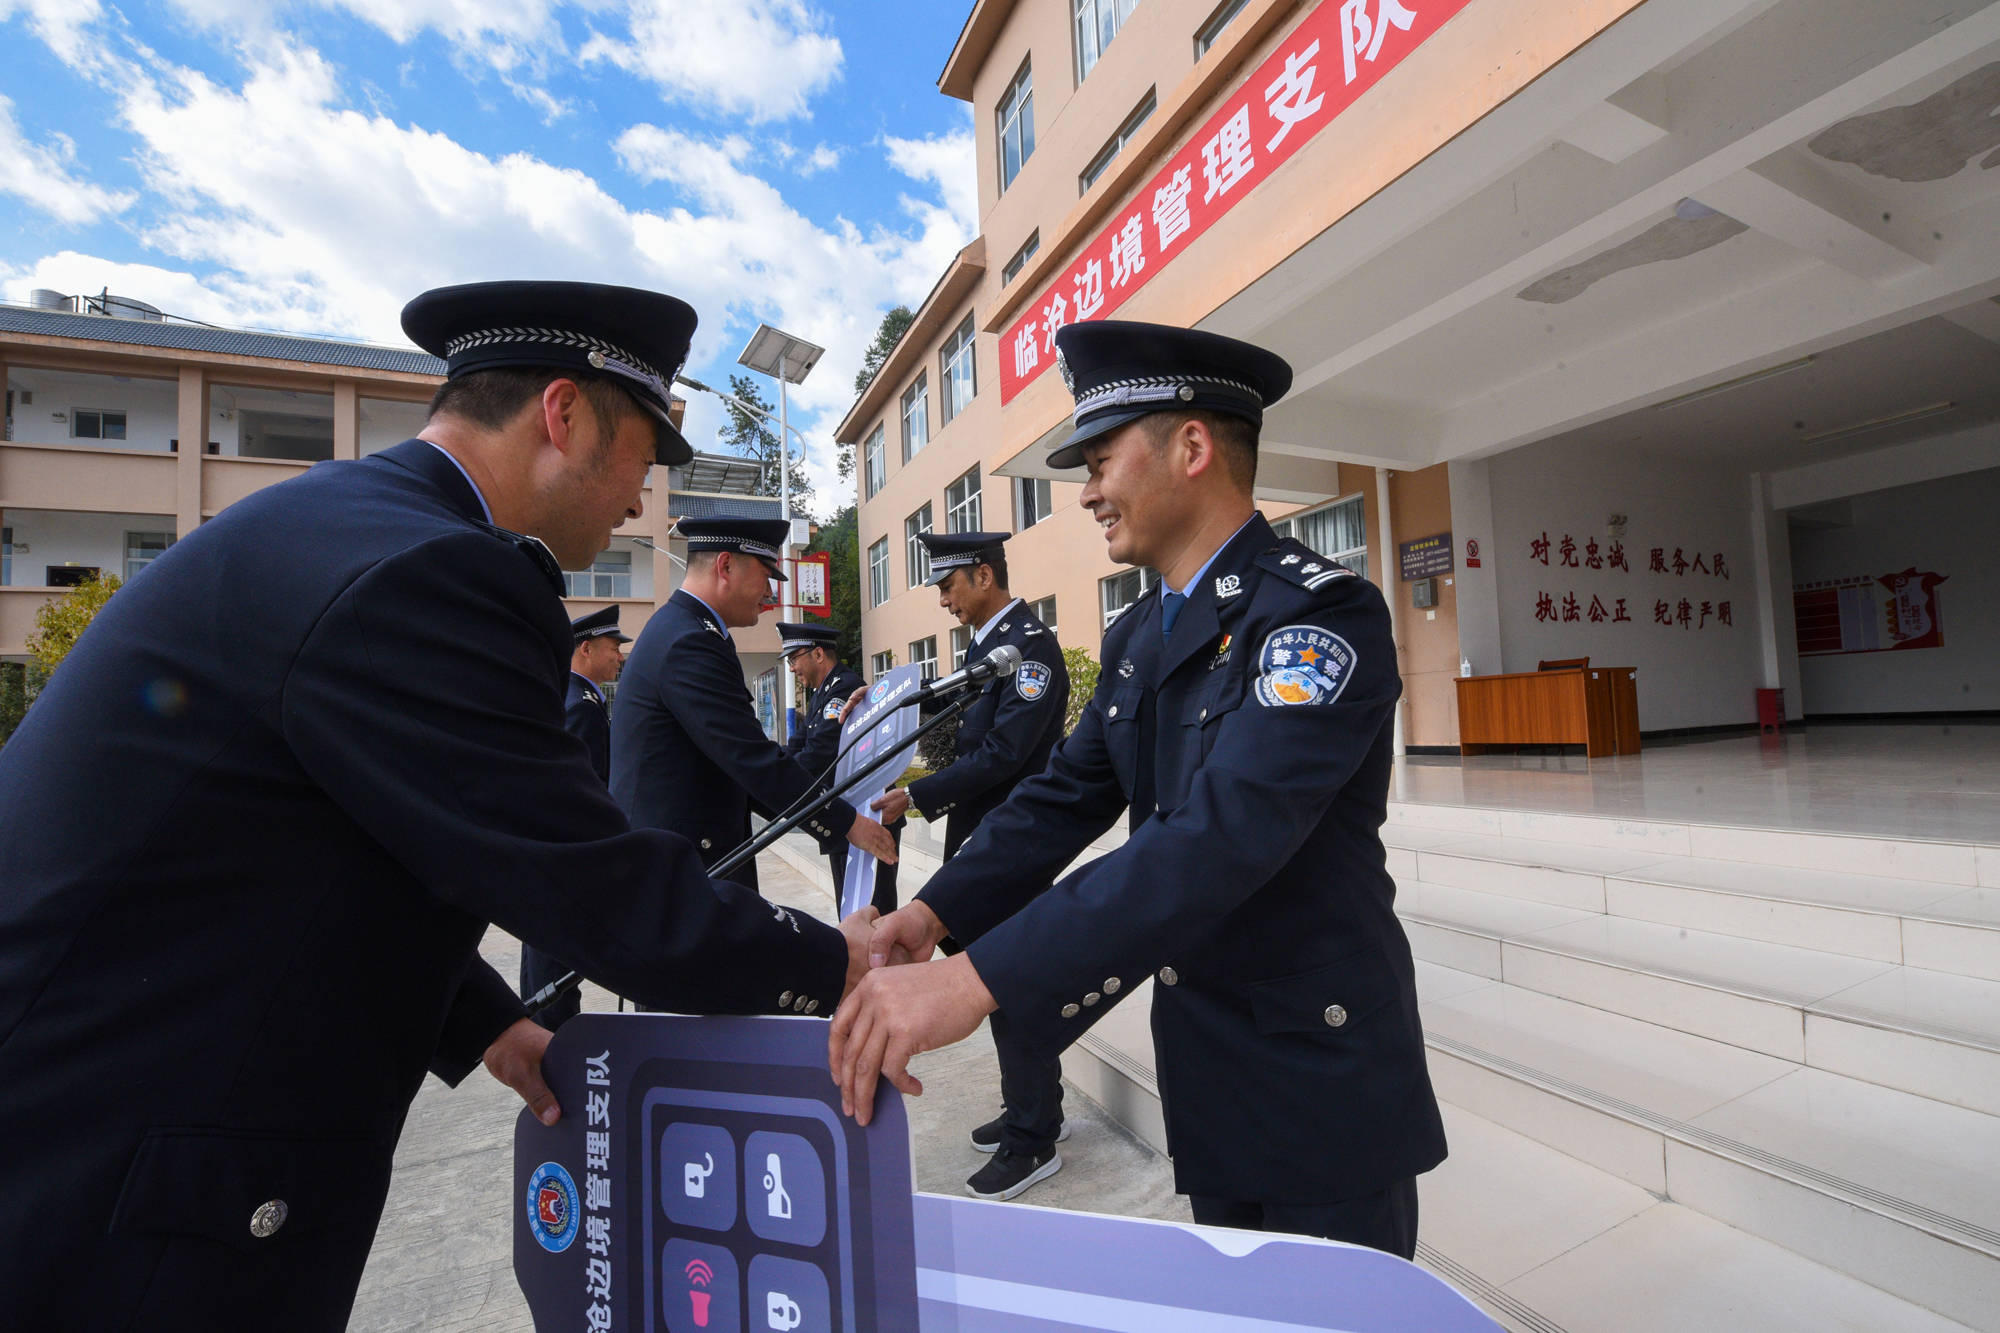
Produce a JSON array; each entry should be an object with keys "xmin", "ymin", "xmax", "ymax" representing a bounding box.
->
[{"xmin": 1160, "ymin": 590, "xmax": 1186, "ymax": 639}]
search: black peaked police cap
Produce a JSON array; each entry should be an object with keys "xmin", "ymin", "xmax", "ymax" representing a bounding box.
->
[
  {"xmin": 777, "ymin": 622, "xmax": 840, "ymax": 656},
  {"xmin": 915, "ymin": 530, "xmax": 1010, "ymax": 587},
  {"xmin": 1048, "ymin": 320, "xmax": 1293, "ymax": 469},
  {"xmin": 401, "ymin": 280, "xmax": 698, "ymax": 466},
  {"xmin": 674, "ymin": 516, "xmax": 791, "ymax": 581},
  {"xmin": 569, "ymin": 606, "xmax": 631, "ymax": 644}
]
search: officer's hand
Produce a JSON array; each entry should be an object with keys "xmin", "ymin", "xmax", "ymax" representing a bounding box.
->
[
  {"xmin": 869, "ymin": 786, "xmax": 912, "ymax": 825},
  {"xmin": 869, "ymin": 900, "xmax": 947, "ymax": 968},
  {"xmin": 846, "ymin": 815, "xmax": 899, "ymax": 864},
  {"xmin": 483, "ymin": 1017, "xmax": 560, "ymax": 1126},
  {"xmin": 829, "ymin": 952, "xmax": 997, "ymax": 1125},
  {"xmin": 837, "ymin": 907, "xmax": 881, "ymax": 1000},
  {"xmin": 837, "ymin": 686, "xmax": 868, "ymax": 724}
]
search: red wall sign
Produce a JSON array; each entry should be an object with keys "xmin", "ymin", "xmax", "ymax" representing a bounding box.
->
[
  {"xmin": 997, "ymin": 0, "xmax": 1476, "ymax": 404},
  {"xmin": 1464, "ymin": 538, "xmax": 1481, "ymax": 568}
]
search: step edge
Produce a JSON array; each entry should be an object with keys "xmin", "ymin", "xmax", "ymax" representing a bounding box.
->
[
  {"xmin": 1385, "ymin": 801, "xmax": 1995, "ymax": 858},
  {"xmin": 1426, "ymin": 1029, "xmax": 2000, "ymax": 1261},
  {"xmin": 1416, "ymin": 1242, "xmax": 1573, "ymax": 1333}
]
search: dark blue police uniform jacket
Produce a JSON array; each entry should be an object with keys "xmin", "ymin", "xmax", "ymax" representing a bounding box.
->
[
  {"xmin": 918, "ymin": 515, "xmax": 1447, "ymax": 1204},
  {"xmin": 611, "ymin": 590, "xmax": 854, "ymax": 890},
  {"xmin": 907, "ymin": 603, "xmax": 1069, "ymax": 859},
  {"xmin": 566, "ymin": 670, "xmax": 611, "ymax": 781},
  {"xmin": 0, "ymin": 440, "xmax": 846, "ymax": 1330},
  {"xmin": 783, "ymin": 661, "xmax": 865, "ymax": 781}
]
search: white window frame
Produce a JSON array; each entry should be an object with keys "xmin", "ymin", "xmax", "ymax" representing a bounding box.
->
[
  {"xmin": 1, "ymin": 525, "xmax": 12, "ymax": 586},
  {"xmin": 905, "ymin": 504, "xmax": 933, "ymax": 589},
  {"xmin": 951, "ymin": 624, "xmax": 972, "ymax": 671},
  {"xmin": 997, "ymin": 60, "xmax": 1035, "ymax": 192},
  {"xmin": 1271, "ymin": 493, "xmax": 1370, "ymax": 582},
  {"xmin": 71, "ymin": 408, "xmax": 128, "ymax": 441},
  {"xmin": 1014, "ymin": 476, "xmax": 1053, "ymax": 530},
  {"xmin": 1099, "ymin": 567, "xmax": 1157, "ymax": 628},
  {"xmin": 1002, "ymin": 231, "xmax": 1040, "ymax": 285},
  {"xmin": 1079, "ymin": 90, "xmax": 1156, "ymax": 193},
  {"xmin": 945, "ymin": 467, "xmax": 982, "ymax": 534},
  {"xmin": 939, "ymin": 315, "xmax": 977, "ymax": 425},
  {"xmin": 1075, "ymin": 0, "xmax": 1141, "ymax": 83},
  {"xmin": 870, "ymin": 649, "xmax": 896, "ymax": 678},
  {"xmin": 900, "ymin": 373, "xmax": 929, "ymax": 462},
  {"xmin": 1194, "ymin": 0, "xmax": 1249, "ymax": 58},
  {"xmin": 1028, "ymin": 595, "xmax": 1058, "ymax": 636},
  {"xmin": 564, "ymin": 548, "xmax": 633, "ymax": 599},
  {"xmin": 868, "ymin": 537, "xmax": 890, "ymax": 607},
  {"xmin": 863, "ymin": 425, "xmax": 886, "ymax": 499},
  {"xmin": 909, "ymin": 636, "xmax": 939, "ymax": 679},
  {"xmin": 124, "ymin": 530, "xmax": 173, "ymax": 581}
]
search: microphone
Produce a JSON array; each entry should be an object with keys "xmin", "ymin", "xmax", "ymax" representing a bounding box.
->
[{"xmin": 914, "ymin": 644, "xmax": 1022, "ymax": 704}]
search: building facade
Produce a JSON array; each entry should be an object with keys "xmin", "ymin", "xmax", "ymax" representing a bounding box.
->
[
  {"xmin": 2, "ymin": 298, "xmax": 786, "ymax": 712},
  {"xmin": 844, "ymin": 0, "xmax": 2000, "ymax": 747}
]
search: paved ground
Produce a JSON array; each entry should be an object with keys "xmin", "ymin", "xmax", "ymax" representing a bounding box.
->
[{"xmin": 348, "ymin": 852, "xmax": 1185, "ymax": 1331}]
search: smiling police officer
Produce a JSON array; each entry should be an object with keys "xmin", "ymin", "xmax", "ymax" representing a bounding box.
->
[
  {"xmin": 834, "ymin": 320, "xmax": 1446, "ymax": 1258},
  {"xmin": 0, "ymin": 281, "xmax": 879, "ymax": 1329}
]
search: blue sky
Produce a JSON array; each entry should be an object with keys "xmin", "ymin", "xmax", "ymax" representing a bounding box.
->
[{"xmin": 0, "ymin": 0, "xmax": 979, "ymax": 513}]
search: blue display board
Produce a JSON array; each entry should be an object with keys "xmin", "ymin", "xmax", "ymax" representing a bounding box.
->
[
  {"xmin": 515, "ymin": 1015, "xmax": 1499, "ymax": 1332},
  {"xmin": 834, "ymin": 666, "xmax": 924, "ymax": 917}
]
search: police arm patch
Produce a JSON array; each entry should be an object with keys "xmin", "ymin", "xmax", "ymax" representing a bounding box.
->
[
  {"xmin": 1253, "ymin": 624, "xmax": 1356, "ymax": 706},
  {"xmin": 1016, "ymin": 660, "xmax": 1053, "ymax": 701}
]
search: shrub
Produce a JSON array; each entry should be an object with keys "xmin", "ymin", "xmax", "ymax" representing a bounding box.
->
[{"xmin": 1062, "ymin": 646, "xmax": 1100, "ymax": 736}]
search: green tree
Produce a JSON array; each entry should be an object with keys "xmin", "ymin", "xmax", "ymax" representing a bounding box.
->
[
  {"xmin": 5, "ymin": 572, "xmax": 124, "ymax": 747},
  {"xmin": 807, "ymin": 503, "xmax": 862, "ymax": 666},
  {"xmin": 27, "ymin": 571, "xmax": 122, "ymax": 682},
  {"xmin": 843, "ymin": 305, "xmax": 915, "ymax": 483},
  {"xmin": 717, "ymin": 373, "xmax": 813, "ymax": 503},
  {"xmin": 1062, "ymin": 646, "xmax": 1100, "ymax": 737}
]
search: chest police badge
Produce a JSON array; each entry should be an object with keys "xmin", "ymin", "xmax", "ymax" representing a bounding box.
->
[
  {"xmin": 1254, "ymin": 624, "xmax": 1356, "ymax": 707},
  {"xmin": 1016, "ymin": 660, "xmax": 1053, "ymax": 701},
  {"xmin": 822, "ymin": 699, "xmax": 843, "ymax": 720}
]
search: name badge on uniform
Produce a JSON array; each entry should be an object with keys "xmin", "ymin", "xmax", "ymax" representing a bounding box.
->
[
  {"xmin": 1016, "ymin": 661, "xmax": 1053, "ymax": 701},
  {"xmin": 1254, "ymin": 625, "xmax": 1356, "ymax": 707}
]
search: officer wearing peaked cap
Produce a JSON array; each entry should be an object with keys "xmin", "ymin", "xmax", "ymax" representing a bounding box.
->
[
  {"xmin": 873, "ymin": 528, "xmax": 1072, "ymax": 1202},
  {"xmin": 777, "ymin": 621, "xmax": 872, "ymax": 899},
  {"xmin": 518, "ymin": 604, "xmax": 634, "ymax": 1030},
  {"xmin": 839, "ymin": 320, "xmax": 1446, "ymax": 1258},
  {"xmin": 612, "ymin": 516, "xmax": 900, "ymax": 895},
  {"xmin": 0, "ymin": 281, "xmax": 882, "ymax": 1328}
]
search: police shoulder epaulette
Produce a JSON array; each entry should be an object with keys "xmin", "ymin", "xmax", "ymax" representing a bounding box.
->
[
  {"xmin": 1255, "ymin": 540, "xmax": 1359, "ymax": 595},
  {"xmin": 471, "ymin": 520, "xmax": 566, "ymax": 597}
]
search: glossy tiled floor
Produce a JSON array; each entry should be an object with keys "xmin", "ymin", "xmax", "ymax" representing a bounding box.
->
[{"xmin": 1395, "ymin": 722, "xmax": 2000, "ymax": 842}]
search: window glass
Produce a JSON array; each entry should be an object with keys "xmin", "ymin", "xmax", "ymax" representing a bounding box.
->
[
  {"xmin": 908, "ymin": 636, "xmax": 939, "ymax": 678},
  {"xmin": 863, "ymin": 426, "xmax": 886, "ymax": 498},
  {"xmin": 1099, "ymin": 566, "xmax": 1158, "ymax": 627},
  {"xmin": 945, "ymin": 467, "xmax": 982, "ymax": 533},
  {"xmin": 1002, "ymin": 232, "xmax": 1040, "ymax": 285},
  {"xmin": 1079, "ymin": 90, "xmax": 1156, "ymax": 193},
  {"xmin": 997, "ymin": 62, "xmax": 1035, "ymax": 191},
  {"xmin": 71, "ymin": 409, "xmax": 128, "ymax": 441},
  {"xmin": 868, "ymin": 537, "xmax": 890, "ymax": 606},
  {"xmin": 124, "ymin": 530, "xmax": 174, "ymax": 581},
  {"xmin": 1275, "ymin": 495, "xmax": 1370, "ymax": 581},
  {"xmin": 564, "ymin": 549, "xmax": 633, "ymax": 599},
  {"xmin": 905, "ymin": 504, "xmax": 933, "ymax": 588},
  {"xmin": 1028, "ymin": 595, "xmax": 1057, "ymax": 635},
  {"xmin": 870, "ymin": 649, "xmax": 895, "ymax": 678},
  {"xmin": 900, "ymin": 374, "xmax": 929, "ymax": 462},
  {"xmin": 951, "ymin": 625, "xmax": 972, "ymax": 670},
  {"xmin": 940, "ymin": 316, "xmax": 977, "ymax": 424},
  {"xmin": 1076, "ymin": 0, "xmax": 1141, "ymax": 82},
  {"xmin": 1014, "ymin": 476, "xmax": 1053, "ymax": 529},
  {"xmin": 1194, "ymin": 0, "xmax": 1249, "ymax": 57}
]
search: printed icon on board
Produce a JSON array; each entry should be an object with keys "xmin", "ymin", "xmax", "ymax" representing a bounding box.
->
[
  {"xmin": 763, "ymin": 1152, "xmax": 793, "ymax": 1221},
  {"xmin": 685, "ymin": 1151, "xmax": 715, "ymax": 1199},
  {"xmin": 766, "ymin": 1289, "xmax": 802, "ymax": 1330},
  {"xmin": 685, "ymin": 1258, "xmax": 715, "ymax": 1328}
]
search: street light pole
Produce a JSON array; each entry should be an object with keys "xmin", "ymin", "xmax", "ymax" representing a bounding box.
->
[{"xmin": 736, "ymin": 324, "xmax": 825, "ymax": 746}]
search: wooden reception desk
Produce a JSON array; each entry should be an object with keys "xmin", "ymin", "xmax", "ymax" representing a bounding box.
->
[{"xmin": 1455, "ymin": 667, "xmax": 1641, "ymax": 758}]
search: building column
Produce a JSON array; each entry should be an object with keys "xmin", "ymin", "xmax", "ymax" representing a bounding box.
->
[
  {"xmin": 332, "ymin": 381, "xmax": 360, "ymax": 460},
  {"xmin": 1, "ymin": 353, "xmax": 10, "ymax": 441},
  {"xmin": 1747, "ymin": 472, "xmax": 1804, "ymax": 720},
  {"xmin": 176, "ymin": 366, "xmax": 208, "ymax": 537},
  {"xmin": 1447, "ymin": 457, "xmax": 1504, "ymax": 678},
  {"xmin": 1374, "ymin": 467, "xmax": 1405, "ymax": 757}
]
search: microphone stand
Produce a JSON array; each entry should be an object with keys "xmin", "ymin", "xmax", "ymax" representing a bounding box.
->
[{"xmin": 523, "ymin": 687, "xmax": 981, "ymax": 1019}]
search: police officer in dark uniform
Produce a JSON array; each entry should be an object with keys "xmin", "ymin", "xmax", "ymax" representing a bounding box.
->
[
  {"xmin": 777, "ymin": 621, "xmax": 875, "ymax": 897},
  {"xmin": 0, "ymin": 281, "xmax": 880, "ymax": 1329},
  {"xmin": 518, "ymin": 605, "xmax": 632, "ymax": 1030},
  {"xmin": 563, "ymin": 604, "xmax": 628, "ymax": 781},
  {"xmin": 869, "ymin": 530, "xmax": 1071, "ymax": 1200},
  {"xmin": 611, "ymin": 517, "xmax": 898, "ymax": 893},
  {"xmin": 837, "ymin": 320, "xmax": 1446, "ymax": 1258}
]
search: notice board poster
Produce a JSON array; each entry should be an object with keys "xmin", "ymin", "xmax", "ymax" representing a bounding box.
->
[{"xmin": 1794, "ymin": 566, "xmax": 1948, "ymax": 656}]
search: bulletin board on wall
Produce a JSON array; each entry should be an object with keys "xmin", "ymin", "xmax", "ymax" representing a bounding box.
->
[{"xmin": 1794, "ymin": 567, "xmax": 1947, "ymax": 656}]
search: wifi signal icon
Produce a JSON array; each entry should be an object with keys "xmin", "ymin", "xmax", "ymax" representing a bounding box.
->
[{"xmin": 684, "ymin": 1258, "xmax": 717, "ymax": 1328}]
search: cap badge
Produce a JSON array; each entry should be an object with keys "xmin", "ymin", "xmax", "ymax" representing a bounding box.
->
[
  {"xmin": 587, "ymin": 350, "xmax": 606, "ymax": 369},
  {"xmin": 1177, "ymin": 385, "xmax": 1196, "ymax": 401},
  {"xmin": 1057, "ymin": 346, "xmax": 1075, "ymax": 394}
]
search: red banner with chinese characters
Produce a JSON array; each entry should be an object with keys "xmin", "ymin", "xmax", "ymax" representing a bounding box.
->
[{"xmin": 998, "ymin": 0, "xmax": 1476, "ymax": 404}]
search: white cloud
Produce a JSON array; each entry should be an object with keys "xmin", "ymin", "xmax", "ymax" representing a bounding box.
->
[
  {"xmin": 800, "ymin": 143, "xmax": 840, "ymax": 176},
  {"xmin": 0, "ymin": 0, "xmax": 102, "ymax": 64},
  {"xmin": 581, "ymin": 0, "xmax": 843, "ymax": 124},
  {"xmin": 0, "ymin": 95, "xmax": 134, "ymax": 225},
  {"xmin": 883, "ymin": 126, "xmax": 977, "ymax": 241},
  {"xmin": 163, "ymin": 0, "xmax": 564, "ymax": 76}
]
